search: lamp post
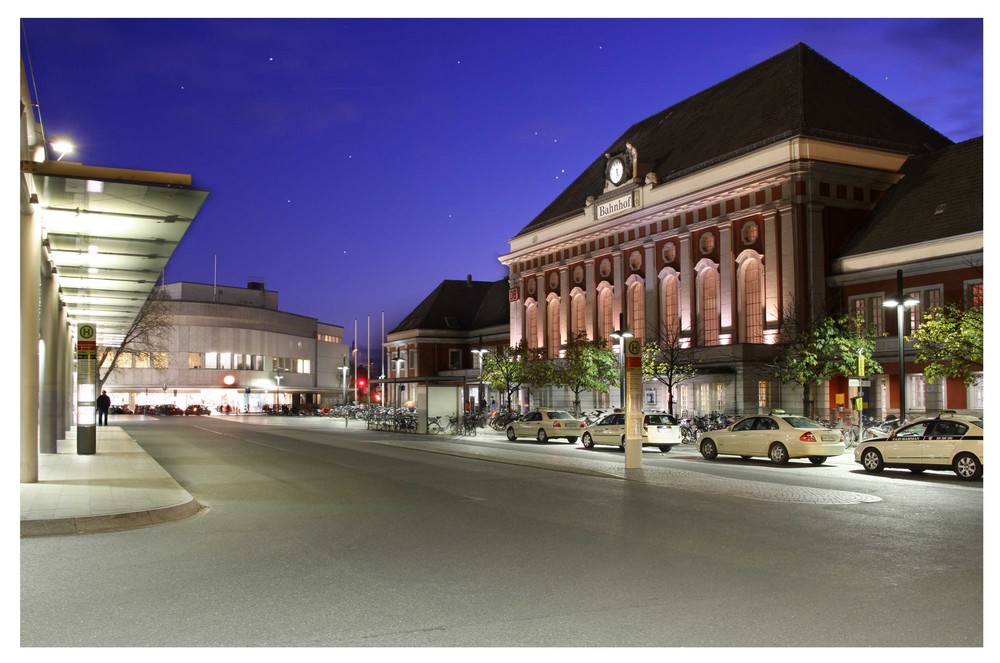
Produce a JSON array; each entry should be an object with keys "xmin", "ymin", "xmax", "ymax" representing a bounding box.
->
[
  {"xmin": 274, "ymin": 368, "xmax": 286, "ymax": 411},
  {"xmin": 882, "ymin": 269, "xmax": 919, "ymax": 423},
  {"xmin": 609, "ymin": 314, "xmax": 633, "ymax": 409},
  {"xmin": 472, "ymin": 336, "xmax": 489, "ymax": 412},
  {"xmin": 338, "ymin": 356, "xmax": 349, "ymax": 406}
]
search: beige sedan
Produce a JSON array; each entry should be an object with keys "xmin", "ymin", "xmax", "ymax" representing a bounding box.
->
[{"xmin": 698, "ymin": 411, "xmax": 845, "ymax": 465}]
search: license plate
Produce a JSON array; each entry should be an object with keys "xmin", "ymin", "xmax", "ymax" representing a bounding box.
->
[{"xmin": 821, "ymin": 435, "xmax": 838, "ymax": 442}]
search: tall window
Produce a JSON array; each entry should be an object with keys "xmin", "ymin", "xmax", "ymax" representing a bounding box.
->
[
  {"xmin": 628, "ymin": 281, "xmax": 645, "ymax": 342},
  {"xmin": 907, "ymin": 287, "xmax": 943, "ymax": 332},
  {"xmin": 965, "ymin": 280, "xmax": 984, "ymax": 308},
  {"xmin": 742, "ymin": 259, "xmax": 763, "ymax": 343},
  {"xmin": 758, "ymin": 381, "xmax": 769, "ymax": 409},
  {"xmin": 598, "ymin": 288, "xmax": 613, "ymax": 347},
  {"xmin": 572, "ymin": 293, "xmax": 587, "ymax": 339},
  {"xmin": 907, "ymin": 374, "xmax": 926, "ymax": 410},
  {"xmin": 662, "ymin": 275, "xmax": 680, "ymax": 341},
  {"xmin": 699, "ymin": 269, "xmax": 720, "ymax": 346},
  {"xmin": 525, "ymin": 302, "xmax": 538, "ymax": 349},
  {"xmin": 547, "ymin": 298, "xmax": 561, "ymax": 357},
  {"xmin": 850, "ymin": 295, "xmax": 885, "ymax": 335}
]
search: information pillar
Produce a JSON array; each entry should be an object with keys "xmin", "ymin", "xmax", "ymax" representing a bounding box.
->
[
  {"xmin": 76, "ymin": 323, "xmax": 97, "ymax": 454},
  {"xmin": 624, "ymin": 337, "xmax": 644, "ymax": 469}
]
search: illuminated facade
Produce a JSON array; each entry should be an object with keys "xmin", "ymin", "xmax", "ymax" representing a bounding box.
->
[
  {"xmin": 499, "ymin": 43, "xmax": 976, "ymax": 418},
  {"xmin": 104, "ymin": 281, "xmax": 350, "ymax": 412}
]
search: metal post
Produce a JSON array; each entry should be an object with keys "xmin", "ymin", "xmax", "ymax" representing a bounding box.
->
[{"xmin": 896, "ymin": 270, "xmax": 907, "ymax": 423}]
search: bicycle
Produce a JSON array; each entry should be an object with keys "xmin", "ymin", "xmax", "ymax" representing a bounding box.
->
[{"xmin": 427, "ymin": 415, "xmax": 448, "ymax": 435}]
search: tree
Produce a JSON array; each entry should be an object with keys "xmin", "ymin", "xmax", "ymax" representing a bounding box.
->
[
  {"xmin": 520, "ymin": 346, "xmax": 556, "ymax": 407},
  {"xmin": 554, "ymin": 332, "xmax": 620, "ymax": 415},
  {"xmin": 768, "ymin": 311, "xmax": 883, "ymax": 417},
  {"xmin": 641, "ymin": 321, "xmax": 698, "ymax": 417},
  {"xmin": 97, "ymin": 286, "xmax": 173, "ymax": 390},
  {"xmin": 481, "ymin": 340, "xmax": 533, "ymax": 410},
  {"xmin": 907, "ymin": 304, "xmax": 983, "ymax": 385}
]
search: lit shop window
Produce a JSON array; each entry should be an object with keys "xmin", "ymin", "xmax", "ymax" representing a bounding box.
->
[
  {"xmin": 188, "ymin": 353, "xmax": 202, "ymax": 369},
  {"xmin": 205, "ymin": 352, "xmax": 218, "ymax": 370}
]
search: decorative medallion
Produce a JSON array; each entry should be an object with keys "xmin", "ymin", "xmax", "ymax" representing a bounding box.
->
[
  {"xmin": 573, "ymin": 265, "xmax": 584, "ymax": 285},
  {"xmin": 526, "ymin": 278, "xmax": 536, "ymax": 295},
  {"xmin": 700, "ymin": 233, "xmax": 716, "ymax": 255},
  {"xmin": 662, "ymin": 242, "xmax": 676, "ymax": 264},
  {"xmin": 548, "ymin": 272, "xmax": 559, "ymax": 291},
  {"xmin": 599, "ymin": 258, "xmax": 612, "ymax": 279},
  {"xmin": 629, "ymin": 250, "xmax": 642, "ymax": 272},
  {"xmin": 742, "ymin": 221, "xmax": 759, "ymax": 245}
]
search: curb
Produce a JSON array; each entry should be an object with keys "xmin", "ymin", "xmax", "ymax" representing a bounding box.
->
[{"xmin": 21, "ymin": 498, "xmax": 203, "ymax": 538}]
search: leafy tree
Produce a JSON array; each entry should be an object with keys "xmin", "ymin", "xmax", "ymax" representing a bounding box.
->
[
  {"xmin": 641, "ymin": 321, "xmax": 698, "ymax": 417},
  {"xmin": 520, "ymin": 346, "xmax": 555, "ymax": 407},
  {"xmin": 768, "ymin": 312, "xmax": 883, "ymax": 417},
  {"xmin": 481, "ymin": 340, "xmax": 533, "ymax": 410},
  {"xmin": 554, "ymin": 332, "xmax": 620, "ymax": 415},
  {"xmin": 907, "ymin": 304, "xmax": 983, "ymax": 385},
  {"xmin": 97, "ymin": 286, "xmax": 173, "ymax": 390}
]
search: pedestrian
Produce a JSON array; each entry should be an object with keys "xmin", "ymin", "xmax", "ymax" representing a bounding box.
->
[{"xmin": 96, "ymin": 390, "xmax": 111, "ymax": 426}]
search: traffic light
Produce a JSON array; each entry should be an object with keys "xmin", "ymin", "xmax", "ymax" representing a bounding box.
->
[{"xmin": 357, "ymin": 378, "xmax": 366, "ymax": 391}]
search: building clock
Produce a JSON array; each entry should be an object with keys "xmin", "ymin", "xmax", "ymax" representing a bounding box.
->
[{"xmin": 607, "ymin": 156, "xmax": 627, "ymax": 185}]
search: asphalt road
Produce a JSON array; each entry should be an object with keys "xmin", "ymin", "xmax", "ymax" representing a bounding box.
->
[{"xmin": 21, "ymin": 416, "xmax": 983, "ymax": 647}]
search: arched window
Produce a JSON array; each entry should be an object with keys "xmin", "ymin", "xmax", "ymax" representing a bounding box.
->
[
  {"xmin": 572, "ymin": 292, "xmax": 586, "ymax": 339},
  {"xmin": 661, "ymin": 274, "xmax": 680, "ymax": 342},
  {"xmin": 628, "ymin": 280, "xmax": 645, "ymax": 342},
  {"xmin": 741, "ymin": 258, "xmax": 764, "ymax": 343},
  {"xmin": 525, "ymin": 301, "xmax": 538, "ymax": 349},
  {"xmin": 598, "ymin": 287, "xmax": 613, "ymax": 348},
  {"xmin": 698, "ymin": 268, "xmax": 720, "ymax": 346},
  {"xmin": 547, "ymin": 296, "xmax": 561, "ymax": 357}
]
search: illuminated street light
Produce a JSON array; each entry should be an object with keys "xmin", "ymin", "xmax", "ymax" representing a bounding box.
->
[
  {"xmin": 50, "ymin": 138, "xmax": 74, "ymax": 161},
  {"xmin": 609, "ymin": 314, "xmax": 633, "ymax": 409},
  {"xmin": 883, "ymin": 269, "xmax": 919, "ymax": 423}
]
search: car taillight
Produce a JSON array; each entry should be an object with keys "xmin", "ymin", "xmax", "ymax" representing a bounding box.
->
[
  {"xmin": 799, "ymin": 432, "xmax": 817, "ymax": 442},
  {"xmin": 553, "ymin": 421, "xmax": 561, "ymax": 427}
]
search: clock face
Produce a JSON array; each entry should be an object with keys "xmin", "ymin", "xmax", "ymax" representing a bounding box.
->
[{"xmin": 608, "ymin": 157, "xmax": 626, "ymax": 185}]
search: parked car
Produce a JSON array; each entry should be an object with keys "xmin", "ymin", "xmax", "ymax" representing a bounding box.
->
[
  {"xmin": 581, "ymin": 411, "xmax": 683, "ymax": 452},
  {"xmin": 184, "ymin": 404, "xmax": 212, "ymax": 416},
  {"xmin": 155, "ymin": 404, "xmax": 183, "ymax": 415},
  {"xmin": 854, "ymin": 411, "xmax": 983, "ymax": 480},
  {"xmin": 506, "ymin": 408, "xmax": 586, "ymax": 443},
  {"xmin": 698, "ymin": 410, "xmax": 845, "ymax": 465}
]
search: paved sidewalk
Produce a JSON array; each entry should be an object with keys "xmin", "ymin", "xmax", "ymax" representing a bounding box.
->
[{"xmin": 20, "ymin": 427, "xmax": 200, "ymax": 537}]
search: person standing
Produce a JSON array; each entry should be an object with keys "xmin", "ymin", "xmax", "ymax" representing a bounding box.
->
[{"xmin": 96, "ymin": 390, "xmax": 111, "ymax": 426}]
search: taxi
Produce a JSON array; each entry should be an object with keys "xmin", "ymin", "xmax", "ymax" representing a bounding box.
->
[
  {"xmin": 581, "ymin": 411, "xmax": 683, "ymax": 452},
  {"xmin": 854, "ymin": 411, "xmax": 983, "ymax": 480},
  {"xmin": 697, "ymin": 410, "xmax": 845, "ymax": 465},
  {"xmin": 505, "ymin": 408, "xmax": 586, "ymax": 443}
]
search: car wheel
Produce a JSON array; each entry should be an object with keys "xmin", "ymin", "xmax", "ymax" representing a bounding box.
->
[
  {"xmin": 537, "ymin": 429, "xmax": 548, "ymax": 443},
  {"xmin": 808, "ymin": 456, "xmax": 827, "ymax": 466},
  {"xmin": 619, "ymin": 436, "xmax": 625, "ymax": 451},
  {"xmin": 768, "ymin": 443, "xmax": 789, "ymax": 465},
  {"xmin": 700, "ymin": 438, "xmax": 718, "ymax": 460},
  {"xmin": 859, "ymin": 448, "xmax": 884, "ymax": 473},
  {"xmin": 506, "ymin": 426, "xmax": 517, "ymax": 441},
  {"xmin": 953, "ymin": 452, "xmax": 983, "ymax": 481},
  {"xmin": 658, "ymin": 445, "xmax": 671, "ymax": 453},
  {"xmin": 582, "ymin": 432, "xmax": 594, "ymax": 449}
]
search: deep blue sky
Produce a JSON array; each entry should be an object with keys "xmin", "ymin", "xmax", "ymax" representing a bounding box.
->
[{"xmin": 19, "ymin": 17, "xmax": 984, "ymax": 347}]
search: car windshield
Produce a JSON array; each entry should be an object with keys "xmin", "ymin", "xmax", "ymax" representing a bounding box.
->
[
  {"xmin": 780, "ymin": 416, "xmax": 825, "ymax": 429},
  {"xmin": 546, "ymin": 411, "xmax": 577, "ymax": 420},
  {"xmin": 646, "ymin": 414, "xmax": 678, "ymax": 425}
]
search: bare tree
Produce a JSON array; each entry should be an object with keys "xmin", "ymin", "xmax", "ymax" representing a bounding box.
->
[
  {"xmin": 641, "ymin": 320, "xmax": 698, "ymax": 417},
  {"xmin": 97, "ymin": 286, "xmax": 173, "ymax": 390}
]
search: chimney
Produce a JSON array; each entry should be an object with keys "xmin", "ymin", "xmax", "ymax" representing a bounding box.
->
[{"xmin": 467, "ymin": 274, "xmax": 472, "ymax": 287}]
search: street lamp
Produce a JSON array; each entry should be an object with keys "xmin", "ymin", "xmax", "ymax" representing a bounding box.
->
[
  {"xmin": 338, "ymin": 356, "xmax": 350, "ymax": 406},
  {"xmin": 472, "ymin": 337, "xmax": 489, "ymax": 412},
  {"xmin": 609, "ymin": 314, "xmax": 633, "ymax": 409},
  {"xmin": 274, "ymin": 368, "xmax": 287, "ymax": 411},
  {"xmin": 882, "ymin": 269, "xmax": 919, "ymax": 423}
]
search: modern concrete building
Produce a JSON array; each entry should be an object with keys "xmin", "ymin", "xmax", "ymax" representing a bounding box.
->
[
  {"xmin": 498, "ymin": 43, "xmax": 981, "ymax": 419},
  {"xmin": 103, "ymin": 281, "xmax": 350, "ymax": 412}
]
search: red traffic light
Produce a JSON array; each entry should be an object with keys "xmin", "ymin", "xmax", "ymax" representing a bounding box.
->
[{"xmin": 357, "ymin": 378, "xmax": 367, "ymax": 389}]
